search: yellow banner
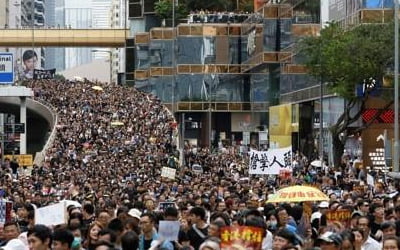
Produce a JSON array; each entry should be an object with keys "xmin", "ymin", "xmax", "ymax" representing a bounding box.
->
[
  {"xmin": 269, "ymin": 104, "xmax": 292, "ymax": 148},
  {"xmin": 4, "ymin": 154, "xmax": 33, "ymax": 166}
]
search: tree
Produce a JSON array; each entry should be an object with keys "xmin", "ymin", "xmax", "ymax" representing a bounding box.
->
[
  {"xmin": 54, "ymin": 74, "xmax": 66, "ymax": 81},
  {"xmin": 154, "ymin": 0, "xmax": 188, "ymax": 21},
  {"xmin": 298, "ymin": 22, "xmax": 395, "ymax": 167}
]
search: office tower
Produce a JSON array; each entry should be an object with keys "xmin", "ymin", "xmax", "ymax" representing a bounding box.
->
[
  {"xmin": 44, "ymin": 0, "xmax": 66, "ymax": 71},
  {"xmin": 64, "ymin": 0, "xmax": 93, "ymax": 69},
  {"xmin": 110, "ymin": 0, "xmax": 126, "ymax": 84}
]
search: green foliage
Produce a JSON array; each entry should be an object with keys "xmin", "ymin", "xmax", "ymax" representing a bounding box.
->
[
  {"xmin": 155, "ymin": 0, "xmax": 188, "ymax": 20},
  {"xmin": 241, "ymin": 1, "xmax": 254, "ymax": 13},
  {"xmin": 298, "ymin": 22, "xmax": 396, "ymax": 167},
  {"xmin": 298, "ymin": 22, "xmax": 394, "ymax": 100},
  {"xmin": 54, "ymin": 74, "xmax": 66, "ymax": 81}
]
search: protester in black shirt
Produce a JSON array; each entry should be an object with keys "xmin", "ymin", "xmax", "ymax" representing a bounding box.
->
[{"xmin": 182, "ymin": 207, "xmax": 209, "ymax": 250}]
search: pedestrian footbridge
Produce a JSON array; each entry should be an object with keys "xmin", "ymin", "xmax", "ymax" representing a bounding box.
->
[{"xmin": 0, "ymin": 29, "xmax": 129, "ymax": 47}]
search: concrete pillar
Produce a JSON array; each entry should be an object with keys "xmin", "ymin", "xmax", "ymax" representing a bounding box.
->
[{"xmin": 20, "ymin": 97, "xmax": 26, "ymax": 154}]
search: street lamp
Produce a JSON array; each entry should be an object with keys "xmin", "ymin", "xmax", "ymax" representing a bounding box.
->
[{"xmin": 91, "ymin": 49, "xmax": 113, "ymax": 85}]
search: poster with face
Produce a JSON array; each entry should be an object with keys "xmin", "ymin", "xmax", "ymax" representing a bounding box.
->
[{"xmin": 18, "ymin": 49, "xmax": 41, "ymax": 80}]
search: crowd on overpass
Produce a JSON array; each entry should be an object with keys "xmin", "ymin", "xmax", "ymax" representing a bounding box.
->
[
  {"xmin": 0, "ymin": 79, "xmax": 398, "ymax": 250},
  {"xmin": 187, "ymin": 10, "xmax": 253, "ymax": 24}
]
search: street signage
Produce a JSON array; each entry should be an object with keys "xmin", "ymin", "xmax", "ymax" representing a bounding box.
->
[
  {"xmin": 4, "ymin": 123, "xmax": 25, "ymax": 134},
  {"xmin": 3, "ymin": 154, "xmax": 33, "ymax": 166},
  {"xmin": 0, "ymin": 53, "xmax": 13, "ymax": 84}
]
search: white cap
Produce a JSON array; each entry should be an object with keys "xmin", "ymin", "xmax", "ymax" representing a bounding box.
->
[
  {"xmin": 128, "ymin": 208, "xmax": 142, "ymax": 220},
  {"xmin": 318, "ymin": 201, "xmax": 329, "ymax": 208},
  {"xmin": 311, "ymin": 211, "xmax": 322, "ymax": 222}
]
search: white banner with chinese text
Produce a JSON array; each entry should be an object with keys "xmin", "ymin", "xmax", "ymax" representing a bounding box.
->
[{"xmin": 249, "ymin": 146, "xmax": 292, "ymax": 175}]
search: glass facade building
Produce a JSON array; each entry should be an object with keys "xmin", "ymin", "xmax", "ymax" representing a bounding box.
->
[
  {"xmin": 130, "ymin": 0, "xmax": 323, "ymax": 147},
  {"xmin": 131, "ymin": 0, "xmax": 396, "ymax": 150}
]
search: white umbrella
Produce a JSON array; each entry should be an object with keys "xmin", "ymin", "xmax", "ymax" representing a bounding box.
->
[{"xmin": 310, "ymin": 160, "xmax": 322, "ymax": 167}]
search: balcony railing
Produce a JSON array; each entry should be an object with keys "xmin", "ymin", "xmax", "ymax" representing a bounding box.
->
[{"xmin": 172, "ymin": 101, "xmax": 270, "ymax": 112}]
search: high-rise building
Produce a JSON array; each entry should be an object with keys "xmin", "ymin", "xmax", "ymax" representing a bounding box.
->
[
  {"xmin": 110, "ymin": 0, "xmax": 126, "ymax": 84},
  {"xmin": 64, "ymin": 0, "xmax": 93, "ymax": 69},
  {"xmin": 18, "ymin": 0, "xmax": 45, "ymax": 70},
  {"xmin": 21, "ymin": 0, "xmax": 45, "ymax": 27},
  {"xmin": 44, "ymin": 0, "xmax": 66, "ymax": 71},
  {"xmin": 0, "ymin": 1, "xmax": 9, "ymax": 29},
  {"xmin": 93, "ymin": 0, "xmax": 112, "ymax": 28},
  {"xmin": 131, "ymin": 0, "xmax": 318, "ymax": 150},
  {"xmin": 92, "ymin": 0, "xmax": 113, "ymax": 61},
  {"xmin": 8, "ymin": 1, "xmax": 22, "ymax": 29}
]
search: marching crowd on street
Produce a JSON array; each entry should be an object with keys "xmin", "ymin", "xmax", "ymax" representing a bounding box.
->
[{"xmin": 0, "ymin": 79, "xmax": 398, "ymax": 250}]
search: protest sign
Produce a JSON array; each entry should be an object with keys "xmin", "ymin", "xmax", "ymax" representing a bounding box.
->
[
  {"xmin": 326, "ymin": 209, "xmax": 351, "ymax": 227},
  {"xmin": 158, "ymin": 221, "xmax": 180, "ymax": 241},
  {"xmin": 35, "ymin": 201, "xmax": 67, "ymax": 226},
  {"xmin": 158, "ymin": 202, "xmax": 176, "ymax": 211},
  {"xmin": 161, "ymin": 167, "xmax": 176, "ymax": 179},
  {"xmin": 249, "ymin": 146, "xmax": 292, "ymax": 175},
  {"xmin": 220, "ymin": 226, "xmax": 264, "ymax": 250},
  {"xmin": 367, "ymin": 174, "xmax": 374, "ymax": 187},
  {"xmin": 33, "ymin": 68, "xmax": 56, "ymax": 79},
  {"xmin": 0, "ymin": 200, "xmax": 12, "ymax": 225},
  {"xmin": 192, "ymin": 164, "xmax": 203, "ymax": 174}
]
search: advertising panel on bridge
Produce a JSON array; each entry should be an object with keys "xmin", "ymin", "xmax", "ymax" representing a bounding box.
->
[{"xmin": 0, "ymin": 53, "xmax": 14, "ymax": 84}]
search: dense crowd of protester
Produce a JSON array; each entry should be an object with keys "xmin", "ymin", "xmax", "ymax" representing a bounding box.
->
[
  {"xmin": 0, "ymin": 79, "xmax": 398, "ymax": 250},
  {"xmin": 187, "ymin": 10, "xmax": 252, "ymax": 24}
]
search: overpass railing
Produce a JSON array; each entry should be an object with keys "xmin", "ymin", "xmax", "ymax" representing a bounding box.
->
[{"xmin": 31, "ymin": 98, "xmax": 58, "ymax": 166}]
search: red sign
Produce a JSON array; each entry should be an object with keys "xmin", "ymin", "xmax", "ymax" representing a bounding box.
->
[{"xmin": 220, "ymin": 226, "xmax": 264, "ymax": 250}]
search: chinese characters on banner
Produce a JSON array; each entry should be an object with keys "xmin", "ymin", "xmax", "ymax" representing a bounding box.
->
[
  {"xmin": 249, "ymin": 146, "xmax": 292, "ymax": 175},
  {"xmin": 220, "ymin": 226, "xmax": 264, "ymax": 250},
  {"xmin": 33, "ymin": 68, "xmax": 56, "ymax": 80},
  {"xmin": 326, "ymin": 209, "xmax": 351, "ymax": 228}
]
